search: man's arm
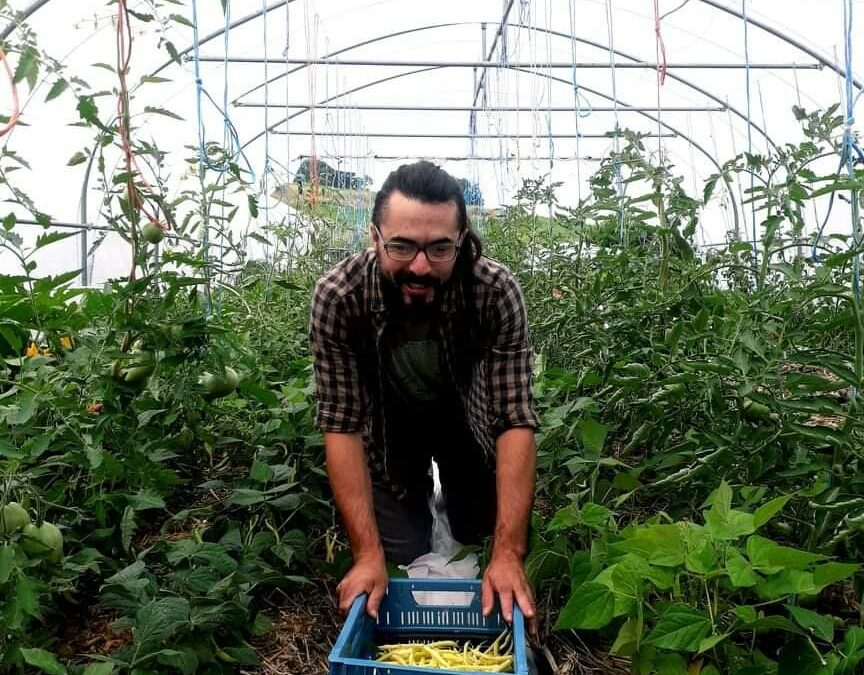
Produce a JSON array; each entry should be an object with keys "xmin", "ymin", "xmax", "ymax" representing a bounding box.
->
[
  {"xmin": 309, "ymin": 272, "xmax": 385, "ymax": 619},
  {"xmin": 481, "ymin": 427, "xmax": 537, "ymax": 634},
  {"xmin": 325, "ymin": 432, "xmax": 387, "ymax": 618},
  {"xmin": 480, "ymin": 267, "xmax": 539, "ymax": 634}
]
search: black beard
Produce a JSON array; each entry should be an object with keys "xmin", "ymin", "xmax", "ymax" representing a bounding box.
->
[{"xmin": 381, "ymin": 271, "xmax": 447, "ymax": 321}]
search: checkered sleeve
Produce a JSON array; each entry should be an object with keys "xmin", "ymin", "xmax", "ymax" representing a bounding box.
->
[
  {"xmin": 309, "ymin": 275, "xmax": 366, "ymax": 433},
  {"xmin": 488, "ymin": 269, "xmax": 539, "ymax": 436}
]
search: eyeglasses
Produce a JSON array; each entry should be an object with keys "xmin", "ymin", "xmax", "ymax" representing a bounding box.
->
[{"xmin": 374, "ymin": 225, "xmax": 463, "ymax": 263}]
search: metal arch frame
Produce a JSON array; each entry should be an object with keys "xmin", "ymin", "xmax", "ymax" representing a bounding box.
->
[
  {"xmin": 227, "ymin": 21, "xmax": 778, "ymax": 152},
  {"xmin": 229, "ymin": 22, "xmax": 463, "ymax": 103},
  {"xmin": 202, "ymin": 56, "xmax": 821, "ymax": 69},
  {"xmin": 698, "ymin": 0, "xmax": 863, "ymax": 92},
  {"xmin": 237, "ymin": 103, "xmax": 729, "ymax": 112},
  {"xmin": 239, "ymin": 61, "xmax": 741, "ymax": 235},
  {"xmin": 6, "ymin": 0, "xmax": 855, "ymax": 96},
  {"xmin": 498, "ymin": 65, "xmax": 745, "ymax": 235}
]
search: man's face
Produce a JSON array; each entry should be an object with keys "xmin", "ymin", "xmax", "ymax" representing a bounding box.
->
[{"xmin": 372, "ymin": 190, "xmax": 462, "ymax": 311}]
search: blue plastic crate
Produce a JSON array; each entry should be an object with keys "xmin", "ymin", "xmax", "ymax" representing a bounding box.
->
[{"xmin": 328, "ymin": 578, "xmax": 528, "ymax": 675}]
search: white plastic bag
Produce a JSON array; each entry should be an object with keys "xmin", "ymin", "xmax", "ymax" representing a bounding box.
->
[{"xmin": 402, "ymin": 462, "xmax": 480, "ymax": 606}]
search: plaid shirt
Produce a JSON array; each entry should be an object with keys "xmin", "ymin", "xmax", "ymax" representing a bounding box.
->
[{"xmin": 310, "ymin": 249, "xmax": 537, "ymax": 494}]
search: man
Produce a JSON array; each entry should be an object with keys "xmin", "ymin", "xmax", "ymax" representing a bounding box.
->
[{"xmin": 310, "ymin": 161, "xmax": 538, "ymax": 631}]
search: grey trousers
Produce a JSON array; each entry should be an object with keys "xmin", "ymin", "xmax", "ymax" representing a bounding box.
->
[{"xmin": 372, "ymin": 453, "xmax": 497, "ymax": 566}]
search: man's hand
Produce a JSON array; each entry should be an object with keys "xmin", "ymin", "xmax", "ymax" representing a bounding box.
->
[
  {"xmin": 484, "ymin": 427, "xmax": 538, "ymax": 636},
  {"xmin": 325, "ymin": 432, "xmax": 388, "ymax": 619},
  {"xmin": 481, "ymin": 552, "xmax": 537, "ymax": 637},
  {"xmin": 336, "ymin": 553, "xmax": 388, "ymax": 619}
]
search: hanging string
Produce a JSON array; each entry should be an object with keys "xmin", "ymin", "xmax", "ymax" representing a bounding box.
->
[
  {"xmin": 496, "ymin": 12, "xmax": 514, "ymax": 203},
  {"xmin": 653, "ymin": 0, "xmax": 664, "ymax": 159},
  {"xmin": 727, "ymin": 103, "xmax": 746, "ymax": 243},
  {"xmin": 283, "ymin": 2, "xmax": 293, "ymax": 239},
  {"xmin": 545, "ymin": 0, "xmax": 554, "ymax": 175},
  {"xmin": 567, "ymin": 0, "xmax": 591, "ymax": 203},
  {"xmin": 260, "ymin": 0, "xmax": 272, "ymax": 265},
  {"xmin": 842, "ymin": 0, "xmax": 862, "ymax": 312},
  {"xmin": 544, "ymin": 0, "xmax": 555, "ymax": 266},
  {"xmin": 191, "ymin": 0, "xmax": 254, "ymax": 177},
  {"xmin": 525, "ymin": 0, "xmax": 540, "ymax": 275},
  {"xmin": 684, "ymin": 112, "xmax": 705, "ymax": 245},
  {"xmin": 742, "ymin": 0, "xmax": 758, "ymax": 272},
  {"xmin": 215, "ymin": 1, "xmax": 234, "ymax": 316},
  {"xmin": 116, "ymin": 0, "xmax": 168, "ymax": 243},
  {"xmin": 706, "ymin": 109, "xmax": 735, "ymax": 245},
  {"xmin": 654, "ymin": 0, "xmax": 691, "ymax": 85},
  {"xmin": 604, "ymin": 0, "xmax": 626, "ymax": 246},
  {"xmin": 811, "ymin": 1, "xmax": 864, "ymax": 266},
  {"xmin": 652, "ymin": 0, "xmax": 691, "ymax": 160},
  {"xmin": 757, "ymin": 81, "xmax": 769, "ymax": 156},
  {"xmin": 304, "ymin": 3, "xmax": 320, "ymax": 208}
]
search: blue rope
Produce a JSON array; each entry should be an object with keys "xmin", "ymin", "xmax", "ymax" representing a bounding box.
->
[
  {"xmin": 191, "ymin": 0, "xmax": 255, "ymax": 178},
  {"xmin": 568, "ymin": 0, "xmax": 590, "ymax": 202},
  {"xmin": 810, "ymin": 142, "xmax": 864, "ymax": 262},
  {"xmin": 813, "ymin": 0, "xmax": 864, "ymax": 281},
  {"xmin": 843, "ymin": 0, "xmax": 862, "ymax": 306},
  {"xmin": 260, "ymin": 0, "xmax": 270, "ymax": 239}
]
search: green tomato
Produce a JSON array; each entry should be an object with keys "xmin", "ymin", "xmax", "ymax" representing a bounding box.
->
[
  {"xmin": 123, "ymin": 349, "xmax": 155, "ymax": 382},
  {"xmin": 141, "ymin": 222, "xmax": 165, "ymax": 244},
  {"xmin": 123, "ymin": 363, "xmax": 155, "ymax": 385},
  {"xmin": 200, "ymin": 366, "xmax": 239, "ymax": 399},
  {"xmin": 38, "ymin": 522, "xmax": 64, "ymax": 562},
  {"xmin": 0, "ymin": 502, "xmax": 31, "ymax": 534},
  {"xmin": 742, "ymin": 398, "xmax": 778, "ymax": 424},
  {"xmin": 20, "ymin": 521, "xmax": 64, "ymax": 562}
]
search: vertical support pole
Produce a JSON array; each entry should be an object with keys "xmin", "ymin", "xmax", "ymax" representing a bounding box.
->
[
  {"xmin": 480, "ymin": 23, "xmax": 487, "ymax": 107},
  {"xmin": 80, "ymin": 227, "xmax": 89, "ymax": 286},
  {"xmin": 79, "ymin": 148, "xmax": 95, "ymax": 287},
  {"xmin": 501, "ymin": 0, "xmax": 508, "ymax": 64}
]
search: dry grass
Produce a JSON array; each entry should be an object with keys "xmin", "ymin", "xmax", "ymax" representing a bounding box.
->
[
  {"xmin": 249, "ymin": 582, "xmax": 341, "ymax": 675},
  {"xmin": 544, "ymin": 631, "xmax": 630, "ymax": 675}
]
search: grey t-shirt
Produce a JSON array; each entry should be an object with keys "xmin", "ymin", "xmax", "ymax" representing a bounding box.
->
[{"xmin": 384, "ymin": 319, "xmax": 447, "ymax": 411}]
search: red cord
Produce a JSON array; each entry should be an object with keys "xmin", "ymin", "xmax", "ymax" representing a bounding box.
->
[
  {"xmin": 654, "ymin": 0, "xmax": 692, "ymax": 87},
  {"xmin": 0, "ymin": 47, "xmax": 21, "ymax": 137},
  {"xmin": 116, "ymin": 0, "xmax": 169, "ymax": 232},
  {"xmin": 654, "ymin": 0, "xmax": 668, "ymax": 86}
]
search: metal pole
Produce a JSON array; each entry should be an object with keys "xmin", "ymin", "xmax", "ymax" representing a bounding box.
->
[
  {"xmin": 235, "ymin": 103, "xmax": 728, "ymax": 112},
  {"xmin": 13, "ymin": 219, "xmax": 196, "ymax": 243},
  {"xmin": 79, "ymin": 223, "xmax": 88, "ymax": 286},
  {"xmin": 14, "ymin": 219, "xmax": 111, "ymax": 232},
  {"xmin": 199, "ymin": 56, "xmax": 821, "ymax": 70},
  {"xmin": 78, "ymin": 143, "xmax": 99, "ymax": 287},
  {"xmin": 149, "ymin": 0, "xmax": 297, "ymax": 78},
  {"xmin": 480, "ymin": 23, "xmax": 487, "ymax": 107},
  {"xmin": 272, "ymin": 131, "xmax": 676, "ymax": 139},
  {"xmin": 293, "ymin": 154, "xmax": 609, "ymax": 162},
  {"xmin": 0, "ymin": 0, "xmax": 51, "ymax": 39}
]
